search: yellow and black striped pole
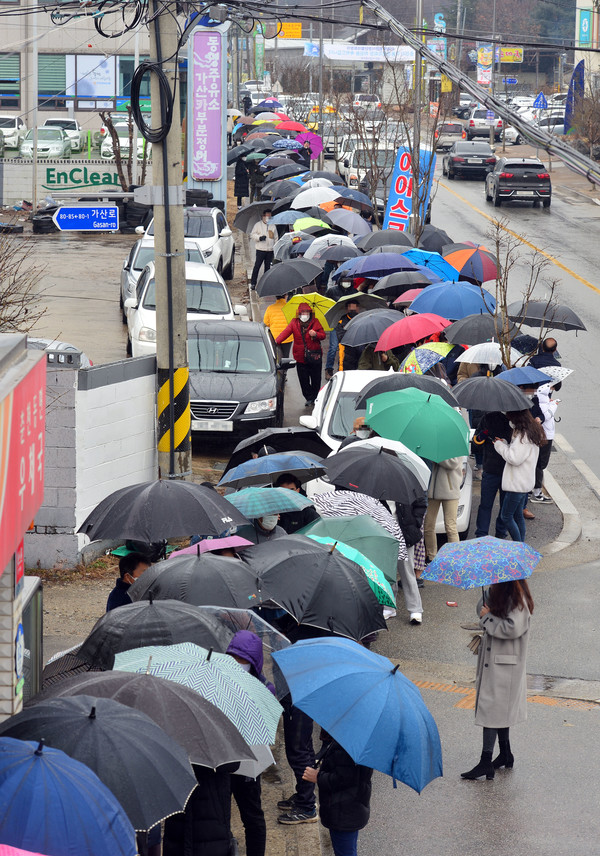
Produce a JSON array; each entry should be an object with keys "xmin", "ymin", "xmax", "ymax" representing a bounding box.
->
[{"xmin": 157, "ymin": 366, "xmax": 191, "ymax": 462}]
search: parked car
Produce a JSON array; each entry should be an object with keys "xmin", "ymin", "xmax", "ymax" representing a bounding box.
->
[
  {"xmin": 142, "ymin": 207, "xmax": 235, "ymax": 280},
  {"xmin": 298, "ymin": 370, "xmax": 473, "ymax": 537},
  {"xmin": 343, "ymin": 146, "xmax": 396, "ymax": 189},
  {"xmin": 485, "ymin": 157, "xmax": 551, "ymax": 208},
  {"xmin": 502, "ymin": 126, "xmax": 523, "ymax": 145},
  {"xmin": 537, "ymin": 116, "xmax": 565, "ymax": 136},
  {"xmin": 435, "ymin": 121, "xmax": 465, "ymax": 150},
  {"xmin": 120, "ymin": 238, "xmax": 206, "ymax": 320},
  {"xmin": 100, "ymin": 124, "xmax": 151, "ymax": 161},
  {"xmin": 442, "ymin": 141, "xmax": 496, "ymax": 180},
  {"xmin": 452, "ymin": 93, "xmax": 477, "ymax": 119},
  {"xmin": 187, "ymin": 320, "xmax": 294, "ymax": 434},
  {"xmin": 466, "ymin": 108, "xmax": 503, "ymax": 140},
  {"xmin": 0, "ymin": 115, "xmax": 27, "ymax": 149},
  {"xmin": 20, "ymin": 127, "xmax": 71, "ymax": 159},
  {"xmin": 352, "ymin": 93, "xmax": 382, "ymax": 109},
  {"xmin": 43, "ymin": 118, "xmax": 84, "ymax": 152},
  {"xmin": 124, "ymin": 261, "xmax": 246, "ymax": 357}
]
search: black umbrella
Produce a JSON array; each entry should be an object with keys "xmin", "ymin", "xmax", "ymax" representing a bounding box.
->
[
  {"xmin": 354, "ymin": 373, "xmax": 459, "ymax": 408},
  {"xmin": 418, "ymin": 224, "xmax": 454, "ymax": 253},
  {"xmin": 365, "ymin": 244, "xmax": 416, "ymax": 256},
  {"xmin": 256, "ymin": 258, "xmax": 323, "ymax": 297},
  {"xmin": 77, "ymin": 598, "xmax": 233, "ymax": 669},
  {"xmin": 339, "ymin": 308, "xmax": 400, "ymax": 348},
  {"xmin": 356, "ymin": 230, "xmax": 415, "ymax": 250},
  {"xmin": 260, "ymin": 155, "xmax": 301, "ymax": 171},
  {"xmin": 246, "ymin": 138, "xmax": 277, "ymax": 150},
  {"xmin": 507, "ymin": 300, "xmax": 586, "ymax": 332},
  {"xmin": 243, "ymin": 535, "xmax": 386, "ymax": 640},
  {"xmin": 302, "ymin": 170, "xmax": 345, "ymax": 185},
  {"xmin": 325, "ymin": 293, "xmax": 388, "ymax": 327},
  {"xmin": 224, "ymin": 427, "xmax": 332, "ymax": 473},
  {"xmin": 0, "ymin": 696, "xmax": 197, "ymax": 831},
  {"xmin": 290, "ymin": 239, "xmax": 317, "ymax": 258},
  {"xmin": 267, "ymin": 164, "xmax": 307, "ymax": 182},
  {"xmin": 319, "ymin": 244, "xmax": 362, "ymax": 262},
  {"xmin": 128, "ymin": 554, "xmax": 274, "ymax": 609},
  {"xmin": 33, "ymin": 671, "xmax": 257, "ymax": 769},
  {"xmin": 261, "ymin": 179, "xmax": 299, "ymax": 199},
  {"xmin": 445, "ymin": 313, "xmax": 516, "ymax": 346},
  {"xmin": 233, "ymin": 201, "xmax": 274, "ymax": 233},
  {"xmin": 78, "ymin": 480, "xmax": 248, "ymax": 542},
  {"xmin": 453, "ymin": 375, "xmax": 532, "ymax": 412},
  {"xmin": 371, "ymin": 271, "xmax": 435, "ymax": 298},
  {"xmin": 323, "ymin": 445, "xmax": 423, "ymax": 504},
  {"xmin": 227, "ymin": 144, "xmax": 252, "ymax": 164}
]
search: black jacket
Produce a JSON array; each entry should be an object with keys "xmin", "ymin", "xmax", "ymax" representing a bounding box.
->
[
  {"xmin": 529, "ymin": 351, "xmax": 560, "ymax": 369},
  {"xmin": 317, "ymin": 739, "xmax": 372, "ymax": 832},
  {"xmin": 106, "ymin": 578, "xmax": 132, "ymax": 611},
  {"xmin": 234, "ymin": 159, "xmax": 250, "ymax": 197},
  {"xmin": 163, "ymin": 765, "xmax": 237, "ymax": 856},
  {"xmin": 474, "ymin": 411, "xmax": 512, "ymax": 476},
  {"xmin": 395, "ymin": 495, "xmax": 428, "ymax": 548},
  {"xmin": 278, "ymin": 504, "xmax": 320, "ymax": 534}
]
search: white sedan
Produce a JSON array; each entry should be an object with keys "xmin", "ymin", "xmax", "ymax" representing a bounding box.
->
[{"xmin": 299, "ymin": 369, "xmax": 473, "ymax": 538}]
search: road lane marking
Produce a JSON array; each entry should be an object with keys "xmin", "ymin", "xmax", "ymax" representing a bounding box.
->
[
  {"xmin": 411, "ymin": 678, "xmax": 599, "ymax": 711},
  {"xmin": 438, "ymin": 181, "xmax": 600, "ymax": 296}
]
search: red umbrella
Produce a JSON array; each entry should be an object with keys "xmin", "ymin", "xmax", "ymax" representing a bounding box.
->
[
  {"xmin": 276, "ymin": 120, "xmax": 309, "ymax": 132},
  {"xmin": 274, "ymin": 112, "xmax": 291, "ymax": 120},
  {"xmin": 393, "ymin": 288, "xmax": 425, "ymax": 307},
  {"xmin": 375, "ymin": 313, "xmax": 451, "ymax": 351},
  {"xmin": 295, "ymin": 131, "xmax": 324, "ymax": 159},
  {"xmin": 442, "ymin": 244, "xmax": 499, "ymax": 283}
]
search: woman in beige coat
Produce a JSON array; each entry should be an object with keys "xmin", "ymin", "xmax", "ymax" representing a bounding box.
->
[
  {"xmin": 461, "ymin": 579, "xmax": 534, "ymax": 781},
  {"xmin": 423, "ymin": 456, "xmax": 463, "ymax": 560}
]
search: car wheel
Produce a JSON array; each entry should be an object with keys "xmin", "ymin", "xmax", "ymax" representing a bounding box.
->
[
  {"xmin": 448, "ymin": 168, "xmax": 455, "ymax": 181},
  {"xmin": 466, "ymin": 132, "xmax": 473, "ymax": 141},
  {"xmin": 485, "ymin": 183, "xmax": 492, "ymax": 201},
  {"xmin": 275, "ymin": 397, "xmax": 284, "ymax": 427},
  {"xmin": 514, "ymin": 134, "xmax": 522, "ymax": 145},
  {"xmin": 442, "ymin": 162, "xmax": 447, "ymax": 176},
  {"xmin": 222, "ymin": 249, "xmax": 235, "ymax": 281},
  {"xmin": 217, "ymin": 260, "xmax": 223, "ymax": 277},
  {"xmin": 126, "ymin": 336, "xmax": 132, "ymax": 356},
  {"xmin": 543, "ymin": 198, "xmax": 551, "ymax": 208},
  {"xmin": 493, "ymin": 189, "xmax": 502, "ymax": 207}
]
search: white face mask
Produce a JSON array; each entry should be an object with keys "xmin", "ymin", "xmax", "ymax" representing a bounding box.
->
[
  {"xmin": 341, "ymin": 281, "xmax": 353, "ymax": 289},
  {"xmin": 259, "ymin": 515, "xmax": 279, "ymax": 531},
  {"xmin": 356, "ymin": 429, "xmax": 371, "ymax": 439},
  {"xmin": 299, "ymin": 314, "xmax": 310, "ymax": 323}
]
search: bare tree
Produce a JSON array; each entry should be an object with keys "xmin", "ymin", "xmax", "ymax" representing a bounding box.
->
[
  {"xmin": 0, "ymin": 234, "xmax": 45, "ymax": 333},
  {"xmin": 99, "ymin": 110, "xmax": 150, "ymax": 191},
  {"xmin": 571, "ymin": 84, "xmax": 600, "ymax": 158}
]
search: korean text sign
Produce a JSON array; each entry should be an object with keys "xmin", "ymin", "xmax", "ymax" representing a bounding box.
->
[
  {"xmin": 383, "ymin": 146, "xmax": 436, "ymax": 232},
  {"xmin": 191, "ymin": 29, "xmax": 223, "ymax": 181},
  {"xmin": 0, "ymin": 357, "xmax": 46, "ymax": 574}
]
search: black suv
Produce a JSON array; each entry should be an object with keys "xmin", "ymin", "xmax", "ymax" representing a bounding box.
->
[
  {"xmin": 442, "ymin": 141, "xmax": 497, "ymax": 180},
  {"xmin": 485, "ymin": 158, "xmax": 551, "ymax": 208}
]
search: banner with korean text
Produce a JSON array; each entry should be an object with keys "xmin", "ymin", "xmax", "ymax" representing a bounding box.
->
[{"xmin": 383, "ymin": 146, "xmax": 436, "ymax": 232}]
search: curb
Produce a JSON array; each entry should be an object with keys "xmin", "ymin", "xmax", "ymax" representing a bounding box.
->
[{"xmin": 541, "ymin": 469, "xmax": 582, "ymax": 555}]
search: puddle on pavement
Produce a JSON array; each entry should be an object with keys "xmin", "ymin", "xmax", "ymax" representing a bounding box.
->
[{"xmin": 528, "ymin": 673, "xmax": 557, "ymax": 692}]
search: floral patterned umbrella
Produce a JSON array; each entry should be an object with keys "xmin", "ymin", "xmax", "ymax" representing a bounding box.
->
[{"xmin": 421, "ymin": 537, "xmax": 541, "ymax": 589}]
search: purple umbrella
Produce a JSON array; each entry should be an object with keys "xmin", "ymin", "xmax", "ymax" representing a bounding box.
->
[
  {"xmin": 170, "ymin": 535, "xmax": 253, "ymax": 559},
  {"xmin": 295, "ymin": 131, "xmax": 324, "ymax": 159}
]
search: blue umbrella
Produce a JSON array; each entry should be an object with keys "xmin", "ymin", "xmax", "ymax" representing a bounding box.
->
[
  {"xmin": 332, "ymin": 253, "xmax": 419, "ymax": 280},
  {"xmin": 497, "ymin": 366, "xmax": 551, "ymax": 386},
  {"xmin": 421, "ymin": 536, "xmax": 541, "ymax": 588},
  {"xmin": 413, "ymin": 264, "xmax": 444, "ymax": 284},
  {"xmin": 401, "ymin": 249, "xmax": 460, "ymax": 281},
  {"xmin": 290, "ymin": 238, "xmax": 316, "ymax": 257},
  {"xmin": 272, "ymin": 138, "xmax": 303, "ymax": 150},
  {"xmin": 409, "ymin": 281, "xmax": 496, "ymax": 320},
  {"xmin": 226, "ymin": 486, "xmax": 314, "ymax": 517},
  {"xmin": 272, "ymin": 638, "xmax": 443, "ymax": 793},
  {"xmin": 0, "ymin": 736, "xmax": 136, "ymax": 856},
  {"xmin": 269, "ymin": 210, "xmax": 306, "ymax": 225},
  {"xmin": 336, "ymin": 187, "xmax": 373, "ymax": 207},
  {"xmin": 218, "ymin": 451, "xmax": 325, "ymax": 489}
]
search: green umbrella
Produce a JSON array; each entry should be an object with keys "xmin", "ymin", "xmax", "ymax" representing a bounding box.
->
[
  {"xmin": 293, "ymin": 217, "xmax": 332, "ymax": 232},
  {"xmin": 226, "ymin": 486, "xmax": 314, "ymax": 518},
  {"xmin": 114, "ymin": 642, "xmax": 283, "ymax": 745},
  {"xmin": 297, "ymin": 514, "xmax": 399, "ymax": 582},
  {"xmin": 246, "ymin": 151, "xmax": 269, "ymax": 161},
  {"xmin": 306, "ymin": 535, "xmax": 395, "ymax": 607},
  {"xmin": 366, "ymin": 388, "xmax": 469, "ymax": 463}
]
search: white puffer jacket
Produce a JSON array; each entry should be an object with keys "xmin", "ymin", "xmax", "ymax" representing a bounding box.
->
[
  {"xmin": 427, "ymin": 457, "xmax": 463, "ymax": 501},
  {"xmin": 493, "ymin": 432, "xmax": 540, "ymax": 493}
]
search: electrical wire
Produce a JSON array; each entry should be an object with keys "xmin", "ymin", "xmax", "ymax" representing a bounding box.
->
[{"xmin": 131, "ymin": 59, "xmax": 174, "ymax": 141}]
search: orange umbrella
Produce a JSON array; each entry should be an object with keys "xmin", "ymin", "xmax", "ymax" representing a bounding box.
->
[{"xmin": 319, "ymin": 201, "xmax": 354, "ymax": 212}]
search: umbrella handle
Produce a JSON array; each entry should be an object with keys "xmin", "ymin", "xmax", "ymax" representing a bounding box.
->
[
  {"xmin": 145, "ymin": 655, "xmax": 153, "ymax": 675},
  {"xmin": 481, "ymin": 585, "xmax": 486, "ymax": 606},
  {"xmin": 206, "ymin": 647, "xmax": 213, "ymax": 662}
]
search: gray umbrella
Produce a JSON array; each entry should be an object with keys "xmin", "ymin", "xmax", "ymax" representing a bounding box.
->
[
  {"xmin": 418, "ymin": 225, "xmax": 454, "ymax": 253},
  {"xmin": 445, "ymin": 313, "xmax": 516, "ymax": 346},
  {"xmin": 507, "ymin": 300, "xmax": 586, "ymax": 332},
  {"xmin": 325, "ymin": 293, "xmax": 388, "ymax": 327},
  {"xmin": 453, "ymin": 376, "xmax": 533, "ymax": 412},
  {"xmin": 371, "ymin": 271, "xmax": 435, "ymax": 298},
  {"xmin": 356, "ymin": 230, "xmax": 415, "ymax": 250},
  {"xmin": 233, "ymin": 201, "xmax": 274, "ymax": 233},
  {"xmin": 338, "ymin": 308, "xmax": 401, "ymax": 348},
  {"xmin": 355, "ymin": 373, "xmax": 459, "ymax": 409},
  {"xmin": 256, "ymin": 258, "xmax": 323, "ymax": 297}
]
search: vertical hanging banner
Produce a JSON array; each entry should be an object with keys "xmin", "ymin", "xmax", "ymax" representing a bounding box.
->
[
  {"xmin": 187, "ymin": 22, "xmax": 230, "ymax": 208},
  {"xmin": 255, "ymin": 23, "xmax": 265, "ymax": 79},
  {"xmin": 383, "ymin": 146, "xmax": 436, "ymax": 232},
  {"xmin": 564, "ymin": 59, "xmax": 585, "ymax": 135}
]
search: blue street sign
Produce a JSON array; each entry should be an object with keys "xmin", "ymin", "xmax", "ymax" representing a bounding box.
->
[
  {"xmin": 52, "ymin": 205, "xmax": 119, "ymax": 231},
  {"xmin": 502, "ymin": 77, "xmax": 518, "ymax": 84},
  {"xmin": 533, "ymin": 91, "xmax": 548, "ymax": 109}
]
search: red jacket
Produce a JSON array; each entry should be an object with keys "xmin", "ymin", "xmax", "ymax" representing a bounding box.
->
[{"xmin": 276, "ymin": 317, "xmax": 326, "ymax": 363}]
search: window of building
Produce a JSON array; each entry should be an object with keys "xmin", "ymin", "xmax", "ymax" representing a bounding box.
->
[
  {"xmin": 0, "ymin": 54, "xmax": 20, "ymax": 107},
  {"xmin": 38, "ymin": 54, "xmax": 67, "ymax": 109}
]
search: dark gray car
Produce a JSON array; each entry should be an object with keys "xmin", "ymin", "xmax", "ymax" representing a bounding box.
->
[{"xmin": 187, "ymin": 320, "xmax": 295, "ymax": 435}]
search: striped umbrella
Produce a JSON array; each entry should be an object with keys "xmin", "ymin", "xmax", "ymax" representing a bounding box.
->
[
  {"xmin": 114, "ymin": 642, "xmax": 282, "ymax": 746},
  {"xmin": 226, "ymin": 486, "xmax": 314, "ymax": 518}
]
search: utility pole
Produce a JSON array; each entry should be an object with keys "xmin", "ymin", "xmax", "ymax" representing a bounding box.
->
[
  {"xmin": 32, "ymin": 0, "xmax": 38, "ymax": 212},
  {"xmin": 410, "ymin": 0, "xmax": 423, "ymax": 237},
  {"xmin": 149, "ymin": 0, "xmax": 190, "ymax": 479},
  {"xmin": 318, "ymin": 0, "xmax": 324, "ymax": 169}
]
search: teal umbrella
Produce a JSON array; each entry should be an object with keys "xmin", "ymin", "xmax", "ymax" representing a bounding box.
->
[
  {"xmin": 114, "ymin": 642, "xmax": 283, "ymax": 746},
  {"xmin": 227, "ymin": 486, "xmax": 314, "ymax": 518},
  {"xmin": 307, "ymin": 535, "xmax": 395, "ymax": 607},
  {"xmin": 366, "ymin": 388, "xmax": 469, "ymax": 462},
  {"xmin": 297, "ymin": 514, "xmax": 398, "ymax": 582}
]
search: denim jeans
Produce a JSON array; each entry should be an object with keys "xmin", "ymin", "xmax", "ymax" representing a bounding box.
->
[
  {"xmin": 500, "ymin": 491, "xmax": 528, "ymax": 541},
  {"xmin": 282, "ymin": 696, "xmax": 316, "ymax": 811},
  {"xmin": 329, "ymin": 829, "xmax": 359, "ymax": 856},
  {"xmin": 326, "ymin": 328, "xmax": 339, "ymax": 371},
  {"xmin": 475, "ymin": 471, "xmax": 507, "ymax": 538}
]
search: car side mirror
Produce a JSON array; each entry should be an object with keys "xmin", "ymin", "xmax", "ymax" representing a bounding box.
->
[
  {"xmin": 278, "ymin": 358, "xmax": 296, "ymax": 371},
  {"xmin": 124, "ymin": 298, "xmax": 137, "ymax": 309},
  {"xmin": 123, "ymin": 262, "xmax": 130, "ymax": 271},
  {"xmin": 491, "ymin": 146, "xmax": 496, "ymax": 153},
  {"xmin": 299, "ymin": 414, "xmax": 317, "ymax": 429},
  {"xmin": 220, "ymin": 227, "xmax": 233, "ymax": 237},
  {"xmin": 234, "ymin": 304, "xmax": 248, "ymax": 316},
  {"xmin": 135, "ymin": 226, "xmax": 145, "ymax": 235}
]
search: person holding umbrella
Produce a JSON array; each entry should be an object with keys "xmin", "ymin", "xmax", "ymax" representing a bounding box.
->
[
  {"xmin": 276, "ymin": 303, "xmax": 326, "ymax": 406},
  {"xmin": 250, "ymin": 210, "xmax": 276, "ymax": 289},
  {"xmin": 263, "ymin": 293, "xmax": 293, "ymax": 358},
  {"xmin": 234, "ymin": 155, "xmax": 250, "ymax": 208},
  {"xmin": 461, "ymin": 579, "xmax": 534, "ymax": 781},
  {"xmin": 423, "ymin": 456, "xmax": 464, "ymax": 562}
]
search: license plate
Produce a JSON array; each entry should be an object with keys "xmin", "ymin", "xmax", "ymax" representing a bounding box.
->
[
  {"xmin": 468, "ymin": 159, "xmax": 481, "ymax": 164},
  {"xmin": 514, "ymin": 192, "xmax": 534, "ymax": 197},
  {"xmin": 191, "ymin": 419, "xmax": 234, "ymax": 431}
]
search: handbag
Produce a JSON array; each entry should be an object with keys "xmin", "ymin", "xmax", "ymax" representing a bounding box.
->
[
  {"xmin": 467, "ymin": 634, "xmax": 482, "ymax": 655},
  {"xmin": 303, "ymin": 328, "xmax": 322, "ymax": 363}
]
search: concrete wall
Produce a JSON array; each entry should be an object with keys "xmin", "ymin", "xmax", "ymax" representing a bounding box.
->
[
  {"xmin": 25, "ymin": 355, "xmax": 157, "ymax": 569},
  {"xmin": 0, "ymin": 160, "xmax": 153, "ymax": 207}
]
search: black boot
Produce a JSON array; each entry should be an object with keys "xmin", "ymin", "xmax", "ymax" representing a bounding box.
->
[
  {"xmin": 461, "ymin": 751, "xmax": 495, "ymax": 780},
  {"xmin": 493, "ymin": 741, "xmax": 514, "ymax": 769}
]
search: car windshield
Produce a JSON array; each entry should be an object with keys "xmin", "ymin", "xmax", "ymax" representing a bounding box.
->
[
  {"xmin": 134, "ymin": 246, "xmax": 203, "ymax": 271},
  {"xmin": 45, "ymin": 120, "xmax": 76, "ymax": 130},
  {"xmin": 26, "ymin": 129, "xmax": 61, "ymax": 141},
  {"xmin": 143, "ymin": 280, "xmax": 230, "ymax": 314},
  {"xmin": 329, "ymin": 392, "xmax": 366, "ymax": 441},
  {"xmin": 146, "ymin": 214, "xmax": 215, "ymax": 238},
  {"xmin": 455, "ymin": 143, "xmax": 492, "ymax": 154},
  {"xmin": 188, "ymin": 335, "xmax": 271, "ymax": 373},
  {"xmin": 0, "ymin": 118, "xmax": 16, "ymax": 128},
  {"xmin": 356, "ymin": 149, "xmax": 395, "ymax": 169}
]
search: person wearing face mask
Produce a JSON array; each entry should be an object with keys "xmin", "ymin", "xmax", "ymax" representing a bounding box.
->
[
  {"xmin": 106, "ymin": 553, "xmax": 151, "ymax": 611},
  {"xmin": 273, "ymin": 473, "xmax": 320, "ymax": 533},
  {"xmin": 247, "ymin": 513, "xmax": 287, "ymax": 543},
  {"xmin": 250, "ymin": 210, "xmax": 275, "ymax": 290},
  {"xmin": 324, "ymin": 298, "xmax": 362, "ymax": 380},
  {"xmin": 276, "ymin": 303, "xmax": 326, "ymax": 406}
]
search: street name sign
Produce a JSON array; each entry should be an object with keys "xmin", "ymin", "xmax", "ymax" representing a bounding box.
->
[{"xmin": 52, "ymin": 205, "xmax": 119, "ymax": 231}]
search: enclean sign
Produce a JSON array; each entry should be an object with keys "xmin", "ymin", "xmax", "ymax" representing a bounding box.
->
[{"xmin": 42, "ymin": 165, "xmax": 122, "ymax": 191}]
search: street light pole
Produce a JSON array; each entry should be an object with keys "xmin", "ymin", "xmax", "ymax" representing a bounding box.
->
[{"xmin": 410, "ymin": 0, "xmax": 423, "ymax": 237}]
